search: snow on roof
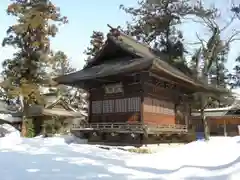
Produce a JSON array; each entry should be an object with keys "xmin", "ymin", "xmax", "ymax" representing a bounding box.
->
[
  {"xmin": 203, "ymin": 106, "xmax": 232, "ymax": 112},
  {"xmin": 231, "ymin": 88, "xmax": 240, "ymax": 97},
  {"xmin": 192, "ymin": 93, "xmax": 240, "ymax": 115},
  {"xmin": 0, "ymin": 113, "xmax": 22, "ymax": 123}
]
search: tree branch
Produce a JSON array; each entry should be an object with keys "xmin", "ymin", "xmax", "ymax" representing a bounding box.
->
[
  {"xmin": 196, "ymin": 32, "xmax": 206, "ymax": 47},
  {"xmin": 220, "ymin": 14, "xmax": 236, "ymax": 32},
  {"xmin": 224, "ymin": 30, "xmax": 240, "ymax": 46}
]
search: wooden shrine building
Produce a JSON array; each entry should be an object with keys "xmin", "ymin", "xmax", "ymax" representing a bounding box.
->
[
  {"xmin": 191, "ymin": 99, "xmax": 240, "ymax": 136},
  {"xmin": 55, "ymin": 27, "xmax": 225, "ymax": 145}
]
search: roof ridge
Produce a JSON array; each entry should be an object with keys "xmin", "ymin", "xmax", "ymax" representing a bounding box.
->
[
  {"xmin": 107, "ymin": 25, "xmax": 154, "ymax": 58},
  {"xmin": 107, "ymin": 24, "xmax": 152, "ymax": 51},
  {"xmin": 119, "ymin": 31, "xmax": 153, "ymax": 52}
]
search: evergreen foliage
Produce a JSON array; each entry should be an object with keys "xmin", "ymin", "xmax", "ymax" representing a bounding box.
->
[
  {"xmin": 84, "ymin": 31, "xmax": 105, "ymax": 67},
  {"xmin": 1, "ymin": 0, "xmax": 67, "ymax": 136}
]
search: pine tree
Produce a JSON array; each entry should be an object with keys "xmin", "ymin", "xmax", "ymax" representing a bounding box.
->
[
  {"xmin": 120, "ymin": 0, "xmax": 216, "ymax": 65},
  {"xmin": 51, "ymin": 51, "xmax": 75, "ymax": 77},
  {"xmin": 228, "ymin": 4, "xmax": 240, "ymax": 87},
  {"xmin": 50, "ymin": 50, "xmax": 75, "ymax": 96},
  {"xmin": 228, "ymin": 55, "xmax": 240, "ymax": 88},
  {"xmin": 1, "ymin": 0, "xmax": 67, "ymax": 137},
  {"xmin": 84, "ymin": 31, "xmax": 105, "ymax": 67},
  {"xmin": 231, "ymin": 3, "xmax": 240, "ymax": 19},
  {"xmin": 209, "ymin": 50, "xmax": 229, "ymax": 89}
]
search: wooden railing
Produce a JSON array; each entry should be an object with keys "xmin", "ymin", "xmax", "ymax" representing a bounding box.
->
[
  {"xmin": 72, "ymin": 122, "xmax": 188, "ymax": 133},
  {"xmin": 146, "ymin": 123, "xmax": 188, "ymax": 132}
]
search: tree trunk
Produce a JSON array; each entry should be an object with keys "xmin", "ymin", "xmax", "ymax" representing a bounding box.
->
[
  {"xmin": 21, "ymin": 117, "xmax": 27, "ymax": 137},
  {"xmin": 200, "ymin": 94, "xmax": 210, "ymax": 140},
  {"xmin": 216, "ymin": 60, "xmax": 221, "ymax": 107},
  {"xmin": 21, "ymin": 101, "xmax": 29, "ymax": 137},
  {"xmin": 42, "ymin": 124, "xmax": 46, "ymax": 136}
]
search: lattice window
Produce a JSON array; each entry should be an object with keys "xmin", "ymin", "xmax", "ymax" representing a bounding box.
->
[
  {"xmin": 115, "ymin": 99, "xmax": 121, "ymax": 112},
  {"xmin": 91, "ymin": 101, "xmax": 102, "ymax": 114},
  {"xmin": 103, "ymin": 100, "xmax": 114, "ymax": 113},
  {"xmin": 115, "ymin": 98, "xmax": 127, "ymax": 112},
  {"xmin": 128, "ymin": 98, "xmax": 132, "ymax": 112},
  {"xmin": 128, "ymin": 97, "xmax": 140, "ymax": 112}
]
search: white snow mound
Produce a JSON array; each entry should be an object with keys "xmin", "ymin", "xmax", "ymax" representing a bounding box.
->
[
  {"xmin": 0, "ymin": 123, "xmax": 21, "ymax": 148},
  {"xmin": 0, "ymin": 135, "xmax": 239, "ymax": 179},
  {"xmin": 51, "ymin": 134, "xmax": 87, "ymax": 145}
]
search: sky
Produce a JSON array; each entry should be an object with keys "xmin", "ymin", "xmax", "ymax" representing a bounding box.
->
[{"xmin": 0, "ymin": 0, "xmax": 239, "ymax": 71}]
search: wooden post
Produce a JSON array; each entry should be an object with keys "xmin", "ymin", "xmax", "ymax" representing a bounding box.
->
[
  {"xmin": 140, "ymin": 72, "xmax": 149, "ymax": 145},
  {"xmin": 174, "ymin": 103, "xmax": 178, "ymax": 124},
  {"xmin": 200, "ymin": 94, "xmax": 210, "ymax": 140},
  {"xmin": 88, "ymin": 92, "xmax": 92, "ymax": 124},
  {"xmin": 140, "ymin": 72, "xmax": 148, "ymax": 124},
  {"xmin": 183, "ymin": 95, "xmax": 189, "ymax": 128}
]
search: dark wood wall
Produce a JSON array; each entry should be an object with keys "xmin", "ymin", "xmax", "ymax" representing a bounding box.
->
[
  {"xmin": 89, "ymin": 81, "xmax": 142, "ymax": 123},
  {"xmin": 87, "ymin": 71, "xmax": 192, "ymax": 125}
]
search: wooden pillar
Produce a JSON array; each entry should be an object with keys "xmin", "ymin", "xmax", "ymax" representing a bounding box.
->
[
  {"xmin": 174, "ymin": 92, "xmax": 180, "ymax": 124},
  {"xmin": 140, "ymin": 72, "xmax": 149, "ymax": 145},
  {"xmin": 174, "ymin": 103, "xmax": 178, "ymax": 124},
  {"xmin": 183, "ymin": 95, "xmax": 190, "ymax": 128},
  {"xmin": 140, "ymin": 72, "xmax": 149, "ymax": 124},
  {"xmin": 88, "ymin": 91, "xmax": 92, "ymax": 124},
  {"xmin": 184, "ymin": 104, "xmax": 189, "ymax": 127}
]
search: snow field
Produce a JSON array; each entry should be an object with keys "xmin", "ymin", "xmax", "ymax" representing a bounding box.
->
[{"xmin": 0, "ymin": 124, "xmax": 239, "ymax": 179}]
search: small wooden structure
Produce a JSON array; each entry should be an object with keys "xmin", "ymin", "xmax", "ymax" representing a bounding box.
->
[
  {"xmin": 55, "ymin": 27, "xmax": 224, "ymax": 145},
  {"xmin": 0, "ymin": 92, "xmax": 85, "ymax": 135},
  {"xmin": 191, "ymin": 99, "xmax": 240, "ymax": 136}
]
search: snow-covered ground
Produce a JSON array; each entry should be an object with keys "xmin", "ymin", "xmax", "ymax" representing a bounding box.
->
[{"xmin": 0, "ymin": 124, "xmax": 239, "ymax": 180}]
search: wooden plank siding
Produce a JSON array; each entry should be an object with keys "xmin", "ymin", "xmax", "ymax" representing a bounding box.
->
[
  {"xmin": 89, "ymin": 82, "xmax": 142, "ymax": 123},
  {"xmin": 142, "ymin": 76, "xmax": 177, "ymax": 125},
  {"xmin": 87, "ymin": 72, "xmax": 191, "ymax": 126},
  {"xmin": 142, "ymin": 75, "xmax": 191, "ymax": 126},
  {"xmin": 143, "ymin": 97, "xmax": 175, "ymax": 124},
  {"xmin": 91, "ymin": 113, "xmax": 140, "ymax": 123}
]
